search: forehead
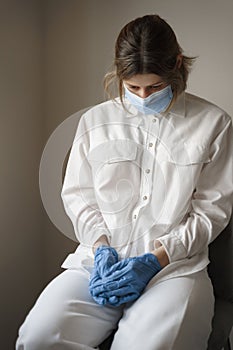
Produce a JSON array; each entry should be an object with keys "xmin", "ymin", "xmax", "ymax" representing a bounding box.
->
[{"xmin": 124, "ymin": 73, "xmax": 163, "ymax": 86}]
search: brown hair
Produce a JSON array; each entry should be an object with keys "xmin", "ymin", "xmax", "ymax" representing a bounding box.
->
[{"xmin": 104, "ymin": 14, "xmax": 196, "ymax": 104}]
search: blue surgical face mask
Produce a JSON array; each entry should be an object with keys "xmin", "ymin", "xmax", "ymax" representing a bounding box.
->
[{"xmin": 124, "ymin": 84, "xmax": 173, "ymax": 115}]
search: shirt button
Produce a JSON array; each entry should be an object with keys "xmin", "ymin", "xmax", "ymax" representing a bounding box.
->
[
  {"xmin": 145, "ymin": 169, "xmax": 150, "ymax": 174},
  {"xmin": 143, "ymin": 195, "xmax": 148, "ymax": 201},
  {"xmin": 152, "ymin": 118, "xmax": 157, "ymax": 123},
  {"xmin": 149, "ymin": 142, "xmax": 153, "ymax": 147},
  {"xmin": 133, "ymin": 214, "xmax": 137, "ymax": 219}
]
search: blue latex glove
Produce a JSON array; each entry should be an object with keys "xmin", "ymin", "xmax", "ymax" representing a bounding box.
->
[
  {"xmin": 93, "ymin": 245, "xmax": 118, "ymax": 277},
  {"xmin": 90, "ymin": 253, "xmax": 162, "ymax": 306},
  {"xmin": 89, "ymin": 245, "xmax": 118, "ymax": 305}
]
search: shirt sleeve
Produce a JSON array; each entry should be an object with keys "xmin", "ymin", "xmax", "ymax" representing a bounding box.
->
[
  {"xmin": 61, "ymin": 114, "xmax": 111, "ymax": 248},
  {"xmin": 156, "ymin": 116, "xmax": 233, "ymax": 262}
]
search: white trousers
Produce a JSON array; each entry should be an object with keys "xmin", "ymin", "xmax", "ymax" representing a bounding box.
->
[{"xmin": 16, "ymin": 267, "xmax": 214, "ymax": 350}]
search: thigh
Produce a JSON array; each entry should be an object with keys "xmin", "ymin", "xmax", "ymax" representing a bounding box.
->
[
  {"xmin": 111, "ymin": 269, "xmax": 215, "ymax": 350},
  {"xmin": 16, "ymin": 268, "xmax": 123, "ymax": 349}
]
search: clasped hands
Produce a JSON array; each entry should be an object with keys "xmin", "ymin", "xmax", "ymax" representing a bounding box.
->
[{"xmin": 89, "ymin": 245, "xmax": 162, "ymax": 307}]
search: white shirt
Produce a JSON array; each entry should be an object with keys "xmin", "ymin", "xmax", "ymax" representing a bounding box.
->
[{"xmin": 61, "ymin": 92, "xmax": 233, "ymax": 280}]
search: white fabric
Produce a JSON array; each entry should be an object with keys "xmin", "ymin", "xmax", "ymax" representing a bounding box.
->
[
  {"xmin": 16, "ymin": 267, "xmax": 214, "ymax": 350},
  {"xmin": 61, "ymin": 93, "xmax": 233, "ymax": 281},
  {"xmin": 16, "ymin": 93, "xmax": 231, "ymax": 349}
]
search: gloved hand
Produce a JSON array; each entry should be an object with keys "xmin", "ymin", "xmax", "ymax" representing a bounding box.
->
[
  {"xmin": 93, "ymin": 245, "xmax": 118, "ymax": 277},
  {"xmin": 90, "ymin": 253, "xmax": 162, "ymax": 306},
  {"xmin": 89, "ymin": 245, "xmax": 118, "ymax": 305}
]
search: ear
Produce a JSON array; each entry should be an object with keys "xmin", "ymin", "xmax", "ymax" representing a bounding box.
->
[{"xmin": 176, "ymin": 54, "xmax": 183, "ymax": 69}]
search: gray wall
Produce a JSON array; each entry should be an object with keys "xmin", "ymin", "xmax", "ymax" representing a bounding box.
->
[
  {"xmin": 0, "ymin": 1, "xmax": 44, "ymax": 348},
  {"xmin": 1, "ymin": 0, "xmax": 232, "ymax": 348}
]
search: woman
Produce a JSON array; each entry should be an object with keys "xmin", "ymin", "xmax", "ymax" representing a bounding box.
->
[{"xmin": 16, "ymin": 14, "xmax": 233, "ymax": 350}]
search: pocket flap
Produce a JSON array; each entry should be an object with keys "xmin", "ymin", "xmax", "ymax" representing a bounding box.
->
[
  {"xmin": 157, "ymin": 143, "xmax": 210, "ymax": 165},
  {"xmin": 88, "ymin": 139, "xmax": 138, "ymax": 164}
]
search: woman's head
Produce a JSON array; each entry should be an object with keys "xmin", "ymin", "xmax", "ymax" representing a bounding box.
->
[{"xmin": 104, "ymin": 14, "xmax": 195, "ymax": 104}]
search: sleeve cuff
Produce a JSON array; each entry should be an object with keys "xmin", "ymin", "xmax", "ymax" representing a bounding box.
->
[
  {"xmin": 155, "ymin": 233, "xmax": 187, "ymax": 262},
  {"xmin": 88, "ymin": 227, "xmax": 111, "ymax": 248}
]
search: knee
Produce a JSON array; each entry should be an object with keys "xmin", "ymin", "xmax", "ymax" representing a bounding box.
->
[
  {"xmin": 16, "ymin": 333, "xmax": 50, "ymax": 350},
  {"xmin": 15, "ymin": 306, "xmax": 63, "ymax": 350},
  {"xmin": 16, "ymin": 321, "xmax": 55, "ymax": 350}
]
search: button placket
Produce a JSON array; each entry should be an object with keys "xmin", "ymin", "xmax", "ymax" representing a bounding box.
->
[
  {"xmin": 146, "ymin": 117, "xmax": 159, "ymax": 201},
  {"xmin": 147, "ymin": 116, "xmax": 159, "ymax": 151},
  {"xmin": 134, "ymin": 116, "xmax": 159, "ymax": 220}
]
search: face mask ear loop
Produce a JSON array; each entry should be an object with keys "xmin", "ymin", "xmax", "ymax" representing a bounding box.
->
[
  {"xmin": 121, "ymin": 84, "xmax": 137, "ymax": 115},
  {"xmin": 176, "ymin": 54, "xmax": 183, "ymax": 69}
]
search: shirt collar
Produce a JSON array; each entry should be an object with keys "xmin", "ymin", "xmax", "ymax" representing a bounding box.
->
[
  {"xmin": 120, "ymin": 98, "xmax": 140, "ymax": 117},
  {"xmin": 168, "ymin": 92, "xmax": 186, "ymax": 118}
]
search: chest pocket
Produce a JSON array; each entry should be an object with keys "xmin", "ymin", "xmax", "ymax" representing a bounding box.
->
[
  {"xmin": 88, "ymin": 139, "xmax": 140, "ymax": 208},
  {"xmin": 106, "ymin": 140, "xmax": 138, "ymax": 163},
  {"xmin": 88, "ymin": 139, "xmax": 138, "ymax": 165},
  {"xmin": 156, "ymin": 142, "xmax": 211, "ymax": 166},
  {"xmin": 155, "ymin": 142, "xmax": 211, "ymax": 194},
  {"xmin": 150, "ymin": 143, "xmax": 212, "ymax": 220}
]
